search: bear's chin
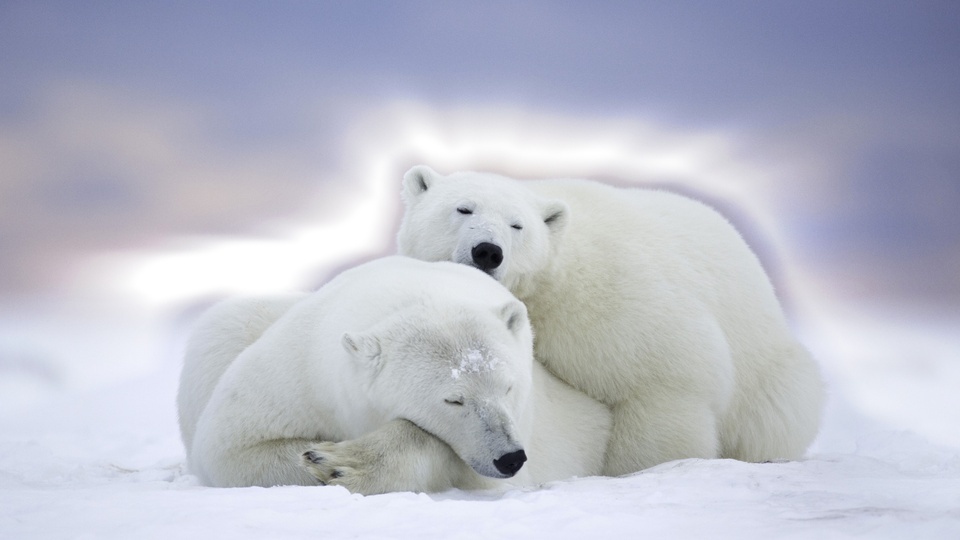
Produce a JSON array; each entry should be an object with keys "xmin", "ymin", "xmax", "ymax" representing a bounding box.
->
[
  {"xmin": 467, "ymin": 263, "xmax": 504, "ymax": 282},
  {"xmin": 469, "ymin": 461, "xmax": 515, "ymax": 479}
]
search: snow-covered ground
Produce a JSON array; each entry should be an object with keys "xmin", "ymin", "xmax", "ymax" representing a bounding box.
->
[{"xmin": 1, "ymin": 292, "xmax": 959, "ymax": 539}]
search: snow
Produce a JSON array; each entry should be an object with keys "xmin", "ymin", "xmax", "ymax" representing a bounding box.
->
[
  {"xmin": 452, "ymin": 349, "xmax": 501, "ymax": 380},
  {"xmin": 2, "ymin": 299, "xmax": 959, "ymax": 539}
]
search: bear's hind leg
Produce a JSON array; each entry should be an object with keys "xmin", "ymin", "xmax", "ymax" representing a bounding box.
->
[
  {"xmin": 720, "ymin": 344, "xmax": 824, "ymax": 462},
  {"xmin": 603, "ymin": 397, "xmax": 720, "ymax": 476}
]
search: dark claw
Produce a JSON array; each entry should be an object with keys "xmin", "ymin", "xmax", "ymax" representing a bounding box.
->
[
  {"xmin": 330, "ymin": 470, "xmax": 343, "ymax": 479},
  {"xmin": 303, "ymin": 450, "xmax": 324, "ymax": 464}
]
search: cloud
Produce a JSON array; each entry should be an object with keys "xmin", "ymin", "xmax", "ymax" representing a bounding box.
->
[
  {"xmin": 6, "ymin": 81, "xmax": 957, "ymax": 310},
  {"xmin": 73, "ymin": 99, "xmax": 786, "ymax": 310},
  {"xmin": 0, "ymin": 81, "xmax": 340, "ymax": 293}
]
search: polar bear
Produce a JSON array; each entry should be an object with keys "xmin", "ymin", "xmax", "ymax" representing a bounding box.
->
[
  {"xmin": 397, "ymin": 166, "xmax": 824, "ymax": 476},
  {"xmin": 177, "ymin": 256, "xmax": 610, "ymax": 494}
]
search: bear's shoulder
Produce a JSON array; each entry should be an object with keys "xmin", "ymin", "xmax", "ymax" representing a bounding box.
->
[{"xmin": 523, "ymin": 178, "xmax": 733, "ymax": 237}]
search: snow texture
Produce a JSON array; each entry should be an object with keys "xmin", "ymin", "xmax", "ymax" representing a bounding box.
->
[
  {"xmin": 1, "ymin": 303, "xmax": 959, "ymax": 539},
  {"xmin": 452, "ymin": 348, "xmax": 500, "ymax": 380}
]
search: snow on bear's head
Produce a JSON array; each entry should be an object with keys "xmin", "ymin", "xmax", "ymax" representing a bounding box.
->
[
  {"xmin": 397, "ymin": 165, "xmax": 569, "ymax": 297},
  {"xmin": 341, "ymin": 297, "xmax": 535, "ymax": 479}
]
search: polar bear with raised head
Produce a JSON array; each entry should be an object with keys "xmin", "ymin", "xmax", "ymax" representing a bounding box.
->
[
  {"xmin": 397, "ymin": 166, "xmax": 824, "ymax": 476},
  {"xmin": 178, "ymin": 256, "xmax": 610, "ymax": 494}
]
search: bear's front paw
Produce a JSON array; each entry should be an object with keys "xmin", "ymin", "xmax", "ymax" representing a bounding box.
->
[{"xmin": 302, "ymin": 442, "xmax": 370, "ymax": 492}]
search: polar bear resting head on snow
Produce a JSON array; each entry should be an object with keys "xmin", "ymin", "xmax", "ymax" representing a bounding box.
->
[{"xmin": 178, "ymin": 256, "xmax": 610, "ymax": 494}]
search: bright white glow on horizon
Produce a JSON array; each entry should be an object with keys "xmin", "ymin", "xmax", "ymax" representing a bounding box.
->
[
  {"xmin": 79, "ymin": 181, "xmax": 396, "ymax": 307},
  {"xmin": 79, "ymin": 101, "xmax": 782, "ymax": 309}
]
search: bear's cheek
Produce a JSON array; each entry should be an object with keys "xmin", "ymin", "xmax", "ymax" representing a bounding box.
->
[
  {"xmin": 514, "ymin": 229, "xmax": 552, "ymax": 271},
  {"xmin": 452, "ymin": 242, "xmax": 475, "ymax": 267}
]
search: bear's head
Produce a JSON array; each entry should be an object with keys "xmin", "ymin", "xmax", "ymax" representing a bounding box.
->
[
  {"xmin": 341, "ymin": 298, "xmax": 534, "ymax": 479},
  {"xmin": 397, "ymin": 165, "xmax": 569, "ymax": 298}
]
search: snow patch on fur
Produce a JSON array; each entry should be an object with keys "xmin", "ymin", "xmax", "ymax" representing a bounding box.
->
[{"xmin": 451, "ymin": 348, "xmax": 501, "ymax": 380}]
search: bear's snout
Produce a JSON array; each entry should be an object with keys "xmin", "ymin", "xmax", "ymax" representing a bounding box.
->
[
  {"xmin": 493, "ymin": 449, "xmax": 527, "ymax": 477},
  {"xmin": 472, "ymin": 242, "xmax": 504, "ymax": 273}
]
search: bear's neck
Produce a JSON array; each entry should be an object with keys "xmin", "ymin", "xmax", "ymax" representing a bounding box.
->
[{"xmin": 511, "ymin": 258, "xmax": 563, "ymax": 302}]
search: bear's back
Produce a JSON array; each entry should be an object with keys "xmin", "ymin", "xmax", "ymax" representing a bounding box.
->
[
  {"xmin": 314, "ymin": 257, "xmax": 518, "ymax": 327},
  {"xmin": 525, "ymin": 178, "xmax": 778, "ymax": 324}
]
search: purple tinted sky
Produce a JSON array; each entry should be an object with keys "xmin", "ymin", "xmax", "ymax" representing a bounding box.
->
[{"xmin": 1, "ymin": 1, "xmax": 958, "ymax": 305}]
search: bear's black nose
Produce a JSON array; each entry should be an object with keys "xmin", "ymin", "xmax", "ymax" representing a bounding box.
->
[
  {"xmin": 472, "ymin": 242, "xmax": 503, "ymax": 272},
  {"xmin": 493, "ymin": 449, "xmax": 527, "ymax": 477}
]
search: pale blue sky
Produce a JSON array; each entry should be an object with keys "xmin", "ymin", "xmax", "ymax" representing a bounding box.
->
[{"xmin": 2, "ymin": 1, "xmax": 958, "ymax": 306}]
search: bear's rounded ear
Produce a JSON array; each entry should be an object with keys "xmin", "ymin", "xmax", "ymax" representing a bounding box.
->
[
  {"xmin": 342, "ymin": 332, "xmax": 383, "ymax": 370},
  {"xmin": 541, "ymin": 199, "xmax": 569, "ymax": 236},
  {"xmin": 497, "ymin": 301, "xmax": 529, "ymax": 336},
  {"xmin": 402, "ymin": 165, "xmax": 441, "ymax": 202}
]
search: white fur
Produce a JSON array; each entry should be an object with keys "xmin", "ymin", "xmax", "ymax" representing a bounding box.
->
[
  {"xmin": 177, "ymin": 256, "xmax": 610, "ymax": 493},
  {"xmin": 397, "ymin": 166, "xmax": 825, "ymax": 476}
]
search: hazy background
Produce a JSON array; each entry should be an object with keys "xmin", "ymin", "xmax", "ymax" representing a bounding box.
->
[{"xmin": 1, "ymin": 1, "xmax": 958, "ymax": 444}]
